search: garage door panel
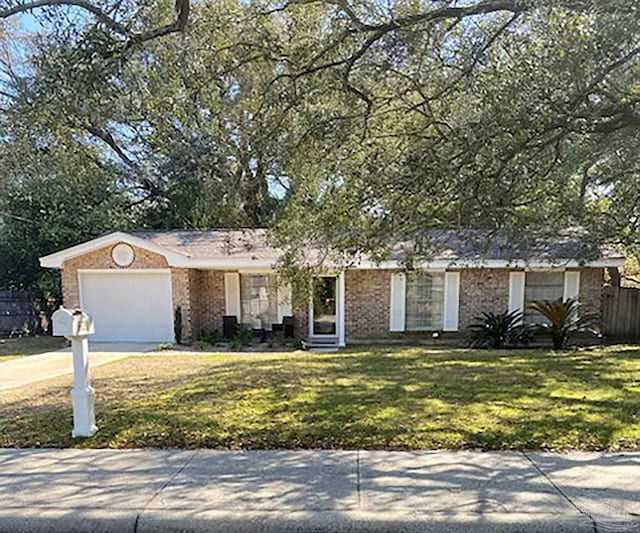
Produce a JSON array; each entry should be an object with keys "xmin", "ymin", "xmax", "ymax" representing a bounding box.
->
[{"xmin": 80, "ymin": 271, "xmax": 173, "ymax": 342}]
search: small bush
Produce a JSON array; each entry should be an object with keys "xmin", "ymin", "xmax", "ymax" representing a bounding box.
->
[
  {"xmin": 286, "ymin": 336, "xmax": 308, "ymax": 350},
  {"xmin": 201, "ymin": 328, "xmax": 220, "ymax": 345},
  {"xmin": 174, "ymin": 306, "xmax": 183, "ymax": 344},
  {"xmin": 467, "ymin": 310, "xmax": 532, "ymax": 349},
  {"xmin": 232, "ymin": 324, "xmax": 253, "ymax": 349},
  {"xmin": 155, "ymin": 343, "xmax": 174, "ymax": 351}
]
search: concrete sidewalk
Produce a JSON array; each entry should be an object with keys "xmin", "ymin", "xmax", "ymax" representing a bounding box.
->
[
  {"xmin": 0, "ymin": 343, "xmax": 157, "ymax": 391},
  {"xmin": 0, "ymin": 449, "xmax": 638, "ymax": 532}
]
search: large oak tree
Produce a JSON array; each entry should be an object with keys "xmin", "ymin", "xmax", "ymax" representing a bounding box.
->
[{"xmin": 0, "ymin": 0, "xmax": 638, "ymax": 293}]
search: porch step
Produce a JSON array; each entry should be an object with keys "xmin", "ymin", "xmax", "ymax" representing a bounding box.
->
[
  {"xmin": 309, "ymin": 346, "xmax": 339, "ymax": 353},
  {"xmin": 308, "ymin": 336, "xmax": 339, "ymax": 353}
]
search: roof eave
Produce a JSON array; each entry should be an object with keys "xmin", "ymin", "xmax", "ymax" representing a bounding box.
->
[
  {"xmin": 352, "ymin": 258, "xmax": 626, "ymax": 269},
  {"xmin": 39, "ymin": 232, "xmax": 190, "ymax": 269},
  {"xmin": 39, "ymin": 231, "xmax": 627, "ymax": 270}
]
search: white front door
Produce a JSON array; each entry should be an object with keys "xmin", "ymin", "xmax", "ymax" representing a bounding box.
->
[
  {"xmin": 309, "ymin": 274, "xmax": 345, "ymax": 346},
  {"xmin": 79, "ymin": 270, "xmax": 173, "ymax": 342},
  {"xmin": 311, "ymin": 276, "xmax": 338, "ymax": 336}
]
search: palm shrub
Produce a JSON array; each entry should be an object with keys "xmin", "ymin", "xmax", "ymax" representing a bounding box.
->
[
  {"xmin": 529, "ymin": 298, "xmax": 598, "ymax": 350},
  {"xmin": 467, "ymin": 310, "xmax": 531, "ymax": 349}
]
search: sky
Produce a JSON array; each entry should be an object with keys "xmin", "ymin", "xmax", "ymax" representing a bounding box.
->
[{"xmin": 19, "ymin": 12, "xmax": 43, "ymax": 34}]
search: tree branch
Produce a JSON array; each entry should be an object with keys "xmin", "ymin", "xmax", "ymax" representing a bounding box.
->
[
  {"xmin": 84, "ymin": 124, "xmax": 137, "ymax": 169},
  {"xmin": 0, "ymin": 0, "xmax": 129, "ymax": 34},
  {"xmin": 127, "ymin": 0, "xmax": 190, "ymax": 47},
  {"xmin": 0, "ymin": 0, "xmax": 190, "ymax": 47},
  {"xmin": 354, "ymin": 0, "xmax": 525, "ymax": 33}
]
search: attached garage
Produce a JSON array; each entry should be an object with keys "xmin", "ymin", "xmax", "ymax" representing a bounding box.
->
[{"xmin": 79, "ymin": 269, "xmax": 174, "ymax": 342}]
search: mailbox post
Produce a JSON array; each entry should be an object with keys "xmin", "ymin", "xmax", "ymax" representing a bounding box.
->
[{"xmin": 52, "ymin": 307, "xmax": 97, "ymax": 438}]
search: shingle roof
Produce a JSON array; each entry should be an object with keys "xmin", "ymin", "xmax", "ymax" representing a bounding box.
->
[
  {"xmin": 128, "ymin": 228, "xmax": 623, "ymax": 263},
  {"xmin": 390, "ymin": 228, "xmax": 622, "ymax": 263},
  {"xmin": 129, "ymin": 229, "xmax": 279, "ymax": 260}
]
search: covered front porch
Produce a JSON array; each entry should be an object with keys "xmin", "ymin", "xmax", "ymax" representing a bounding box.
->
[{"xmin": 188, "ymin": 269, "xmax": 345, "ymax": 348}]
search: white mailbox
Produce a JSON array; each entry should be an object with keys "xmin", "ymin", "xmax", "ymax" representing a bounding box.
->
[
  {"xmin": 51, "ymin": 306, "xmax": 97, "ymax": 438},
  {"xmin": 52, "ymin": 307, "xmax": 95, "ymax": 338}
]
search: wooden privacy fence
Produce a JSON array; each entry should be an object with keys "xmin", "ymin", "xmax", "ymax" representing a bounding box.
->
[
  {"xmin": 603, "ymin": 286, "xmax": 640, "ymax": 340},
  {"xmin": 0, "ymin": 290, "xmax": 37, "ymax": 337}
]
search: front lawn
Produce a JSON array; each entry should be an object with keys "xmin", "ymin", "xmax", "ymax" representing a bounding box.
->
[
  {"xmin": 0, "ymin": 336, "xmax": 66, "ymax": 362},
  {"xmin": 0, "ymin": 345, "xmax": 638, "ymax": 450}
]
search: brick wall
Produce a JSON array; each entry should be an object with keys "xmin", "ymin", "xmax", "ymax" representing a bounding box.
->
[
  {"xmin": 171, "ymin": 268, "xmax": 193, "ymax": 342},
  {"xmin": 458, "ymin": 269, "xmax": 511, "ymax": 329},
  {"xmin": 344, "ymin": 268, "xmax": 510, "ymax": 339},
  {"xmin": 345, "ymin": 269, "xmax": 392, "ymax": 338},
  {"xmin": 188, "ymin": 271, "xmax": 308, "ymax": 341},
  {"xmin": 577, "ymin": 267, "xmax": 604, "ymax": 320},
  {"xmin": 61, "ymin": 243, "xmax": 169, "ymax": 308},
  {"xmin": 190, "ymin": 270, "xmax": 226, "ymax": 339},
  {"xmin": 60, "ymin": 245, "xmax": 605, "ymax": 344},
  {"xmin": 343, "ymin": 267, "xmax": 604, "ymax": 339}
]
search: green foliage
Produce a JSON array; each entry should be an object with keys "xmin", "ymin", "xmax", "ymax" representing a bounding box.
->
[
  {"xmin": 0, "ymin": 135, "xmax": 133, "ymax": 295},
  {"xmin": 467, "ymin": 310, "xmax": 532, "ymax": 349},
  {"xmin": 286, "ymin": 336, "xmax": 308, "ymax": 350},
  {"xmin": 0, "ymin": 0, "xmax": 639, "ymax": 299},
  {"xmin": 200, "ymin": 328, "xmax": 221, "ymax": 345},
  {"xmin": 529, "ymin": 298, "xmax": 599, "ymax": 350},
  {"xmin": 231, "ymin": 324, "xmax": 253, "ymax": 350},
  {"xmin": 155, "ymin": 343, "xmax": 174, "ymax": 352},
  {"xmin": 174, "ymin": 306, "xmax": 183, "ymax": 345}
]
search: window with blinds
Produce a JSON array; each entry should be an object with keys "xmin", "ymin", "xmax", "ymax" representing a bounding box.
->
[
  {"xmin": 240, "ymin": 274, "xmax": 278, "ymax": 329},
  {"xmin": 524, "ymin": 271, "xmax": 564, "ymax": 323},
  {"xmin": 405, "ymin": 272, "xmax": 445, "ymax": 331}
]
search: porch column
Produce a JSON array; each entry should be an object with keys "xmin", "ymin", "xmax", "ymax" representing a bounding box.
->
[{"xmin": 338, "ymin": 272, "xmax": 346, "ymax": 347}]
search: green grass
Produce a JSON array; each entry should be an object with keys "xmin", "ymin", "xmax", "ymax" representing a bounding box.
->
[
  {"xmin": 0, "ymin": 336, "xmax": 66, "ymax": 362},
  {"xmin": 0, "ymin": 345, "xmax": 639, "ymax": 450}
]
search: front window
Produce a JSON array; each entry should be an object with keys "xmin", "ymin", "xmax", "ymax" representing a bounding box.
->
[
  {"xmin": 240, "ymin": 274, "xmax": 278, "ymax": 329},
  {"xmin": 525, "ymin": 271, "xmax": 564, "ymax": 323},
  {"xmin": 405, "ymin": 272, "xmax": 445, "ymax": 331}
]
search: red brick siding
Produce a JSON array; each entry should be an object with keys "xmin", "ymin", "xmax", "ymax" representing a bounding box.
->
[
  {"xmin": 190, "ymin": 270, "xmax": 226, "ymax": 339},
  {"xmin": 458, "ymin": 269, "xmax": 511, "ymax": 329},
  {"xmin": 345, "ymin": 269, "xmax": 392, "ymax": 339},
  {"xmin": 343, "ymin": 267, "xmax": 604, "ymax": 339},
  {"xmin": 60, "ymin": 245, "xmax": 605, "ymax": 344},
  {"xmin": 577, "ymin": 268, "xmax": 604, "ymax": 321}
]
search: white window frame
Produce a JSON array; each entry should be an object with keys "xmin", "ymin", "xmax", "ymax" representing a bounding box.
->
[
  {"xmin": 404, "ymin": 271, "xmax": 446, "ymax": 331},
  {"xmin": 390, "ymin": 270, "xmax": 459, "ymax": 332},
  {"xmin": 224, "ymin": 271, "xmax": 292, "ymax": 327}
]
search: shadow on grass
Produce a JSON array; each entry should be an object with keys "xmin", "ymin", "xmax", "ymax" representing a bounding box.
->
[{"xmin": 0, "ymin": 346, "xmax": 638, "ymax": 450}]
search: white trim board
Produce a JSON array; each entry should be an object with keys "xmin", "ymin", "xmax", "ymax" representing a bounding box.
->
[{"xmin": 40, "ymin": 232, "xmax": 187, "ymax": 269}]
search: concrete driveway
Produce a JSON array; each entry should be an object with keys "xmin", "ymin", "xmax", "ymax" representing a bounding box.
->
[{"xmin": 0, "ymin": 342, "xmax": 157, "ymax": 391}]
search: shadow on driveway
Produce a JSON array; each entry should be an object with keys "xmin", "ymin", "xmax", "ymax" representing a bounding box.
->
[{"xmin": 0, "ymin": 342, "xmax": 158, "ymax": 391}]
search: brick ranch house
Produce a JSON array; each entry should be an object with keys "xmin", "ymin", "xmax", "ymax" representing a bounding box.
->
[{"xmin": 39, "ymin": 229, "xmax": 624, "ymax": 346}]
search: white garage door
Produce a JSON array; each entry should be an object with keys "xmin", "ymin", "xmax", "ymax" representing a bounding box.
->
[{"xmin": 80, "ymin": 270, "xmax": 174, "ymax": 342}]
